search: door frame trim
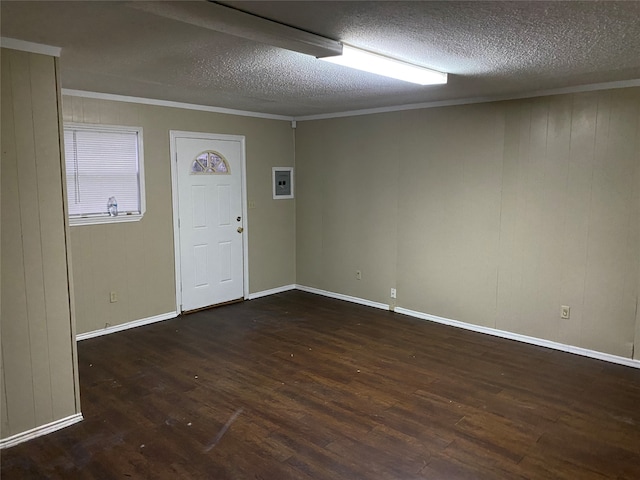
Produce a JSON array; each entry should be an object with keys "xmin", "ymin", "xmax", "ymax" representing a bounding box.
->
[{"xmin": 169, "ymin": 130, "xmax": 249, "ymax": 313}]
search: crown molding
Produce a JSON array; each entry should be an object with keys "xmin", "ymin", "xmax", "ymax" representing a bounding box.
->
[
  {"xmin": 61, "ymin": 89, "xmax": 294, "ymax": 122},
  {"xmin": 294, "ymin": 79, "xmax": 640, "ymax": 121},
  {"xmin": 61, "ymin": 79, "xmax": 640, "ymax": 123},
  {"xmin": 0, "ymin": 37, "xmax": 61, "ymax": 57}
]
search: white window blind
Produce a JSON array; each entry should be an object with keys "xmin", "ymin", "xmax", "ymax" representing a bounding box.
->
[{"xmin": 64, "ymin": 124, "xmax": 145, "ymax": 225}]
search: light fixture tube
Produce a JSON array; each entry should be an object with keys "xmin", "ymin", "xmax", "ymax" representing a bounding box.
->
[{"xmin": 320, "ymin": 44, "xmax": 447, "ymax": 85}]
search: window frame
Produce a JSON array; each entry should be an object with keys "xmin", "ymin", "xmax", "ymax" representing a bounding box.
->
[{"xmin": 63, "ymin": 123, "xmax": 146, "ymax": 226}]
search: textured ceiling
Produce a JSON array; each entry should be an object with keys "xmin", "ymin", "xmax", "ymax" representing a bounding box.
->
[{"xmin": 2, "ymin": 1, "xmax": 640, "ymax": 117}]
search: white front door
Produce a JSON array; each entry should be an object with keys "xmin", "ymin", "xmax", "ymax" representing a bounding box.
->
[{"xmin": 174, "ymin": 134, "xmax": 245, "ymax": 312}]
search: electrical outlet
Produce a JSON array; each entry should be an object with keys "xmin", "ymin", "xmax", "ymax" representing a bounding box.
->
[
  {"xmin": 561, "ymin": 305, "xmax": 570, "ymax": 319},
  {"xmin": 110, "ymin": 291, "xmax": 118, "ymax": 303},
  {"xmin": 248, "ymin": 200, "xmax": 256, "ymax": 209},
  {"xmin": 355, "ymin": 270, "xmax": 362, "ymax": 280},
  {"xmin": 390, "ymin": 288, "xmax": 397, "ymax": 299}
]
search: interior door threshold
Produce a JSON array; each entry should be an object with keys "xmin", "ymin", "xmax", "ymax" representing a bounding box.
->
[{"xmin": 183, "ymin": 297, "xmax": 244, "ymax": 315}]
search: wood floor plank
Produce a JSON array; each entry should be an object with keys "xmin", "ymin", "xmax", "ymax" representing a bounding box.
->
[{"xmin": 2, "ymin": 290, "xmax": 639, "ymax": 479}]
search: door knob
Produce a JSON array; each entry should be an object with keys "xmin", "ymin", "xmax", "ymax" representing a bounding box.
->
[{"xmin": 237, "ymin": 227, "xmax": 244, "ymax": 233}]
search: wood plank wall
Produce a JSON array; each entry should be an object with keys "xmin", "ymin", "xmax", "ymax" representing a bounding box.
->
[
  {"xmin": 1, "ymin": 48, "xmax": 80, "ymax": 439},
  {"xmin": 295, "ymin": 88, "xmax": 640, "ymax": 359}
]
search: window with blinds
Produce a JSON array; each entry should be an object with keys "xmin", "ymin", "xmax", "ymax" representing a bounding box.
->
[{"xmin": 64, "ymin": 124, "xmax": 145, "ymax": 225}]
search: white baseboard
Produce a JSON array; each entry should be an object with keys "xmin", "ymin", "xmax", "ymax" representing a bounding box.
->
[
  {"xmin": 295, "ymin": 284, "xmax": 390, "ymax": 311},
  {"xmin": 0, "ymin": 413, "xmax": 83, "ymax": 450},
  {"xmin": 76, "ymin": 311, "xmax": 178, "ymax": 341},
  {"xmin": 247, "ymin": 284, "xmax": 296, "ymax": 300},
  {"xmin": 73, "ymin": 289, "xmax": 639, "ymax": 369},
  {"xmin": 395, "ymin": 307, "xmax": 640, "ymax": 369}
]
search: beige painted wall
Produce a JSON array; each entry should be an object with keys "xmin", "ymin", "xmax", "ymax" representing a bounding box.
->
[
  {"xmin": 1, "ymin": 48, "xmax": 80, "ymax": 439},
  {"xmin": 62, "ymin": 96, "xmax": 295, "ymax": 334},
  {"xmin": 636, "ymin": 113, "xmax": 640, "ymax": 361},
  {"xmin": 296, "ymin": 113, "xmax": 402, "ymax": 303},
  {"xmin": 636, "ymin": 265, "xmax": 640, "ymax": 361},
  {"xmin": 296, "ymin": 88, "xmax": 640, "ymax": 359}
]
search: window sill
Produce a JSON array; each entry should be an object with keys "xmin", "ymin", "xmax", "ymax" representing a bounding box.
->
[{"xmin": 69, "ymin": 213, "xmax": 144, "ymax": 226}]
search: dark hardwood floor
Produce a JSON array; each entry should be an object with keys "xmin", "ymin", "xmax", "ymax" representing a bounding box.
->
[{"xmin": 2, "ymin": 290, "xmax": 640, "ymax": 479}]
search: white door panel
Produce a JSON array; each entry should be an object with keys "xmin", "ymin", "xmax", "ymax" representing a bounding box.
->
[{"xmin": 175, "ymin": 136, "xmax": 244, "ymax": 311}]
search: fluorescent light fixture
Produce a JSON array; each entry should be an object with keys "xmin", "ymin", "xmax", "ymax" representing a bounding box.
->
[
  {"xmin": 320, "ymin": 44, "xmax": 447, "ymax": 85},
  {"xmin": 128, "ymin": 1, "xmax": 342, "ymax": 58},
  {"xmin": 128, "ymin": 2, "xmax": 445, "ymax": 84}
]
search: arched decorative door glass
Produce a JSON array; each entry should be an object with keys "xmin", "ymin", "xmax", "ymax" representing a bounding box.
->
[{"xmin": 191, "ymin": 151, "xmax": 230, "ymax": 174}]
